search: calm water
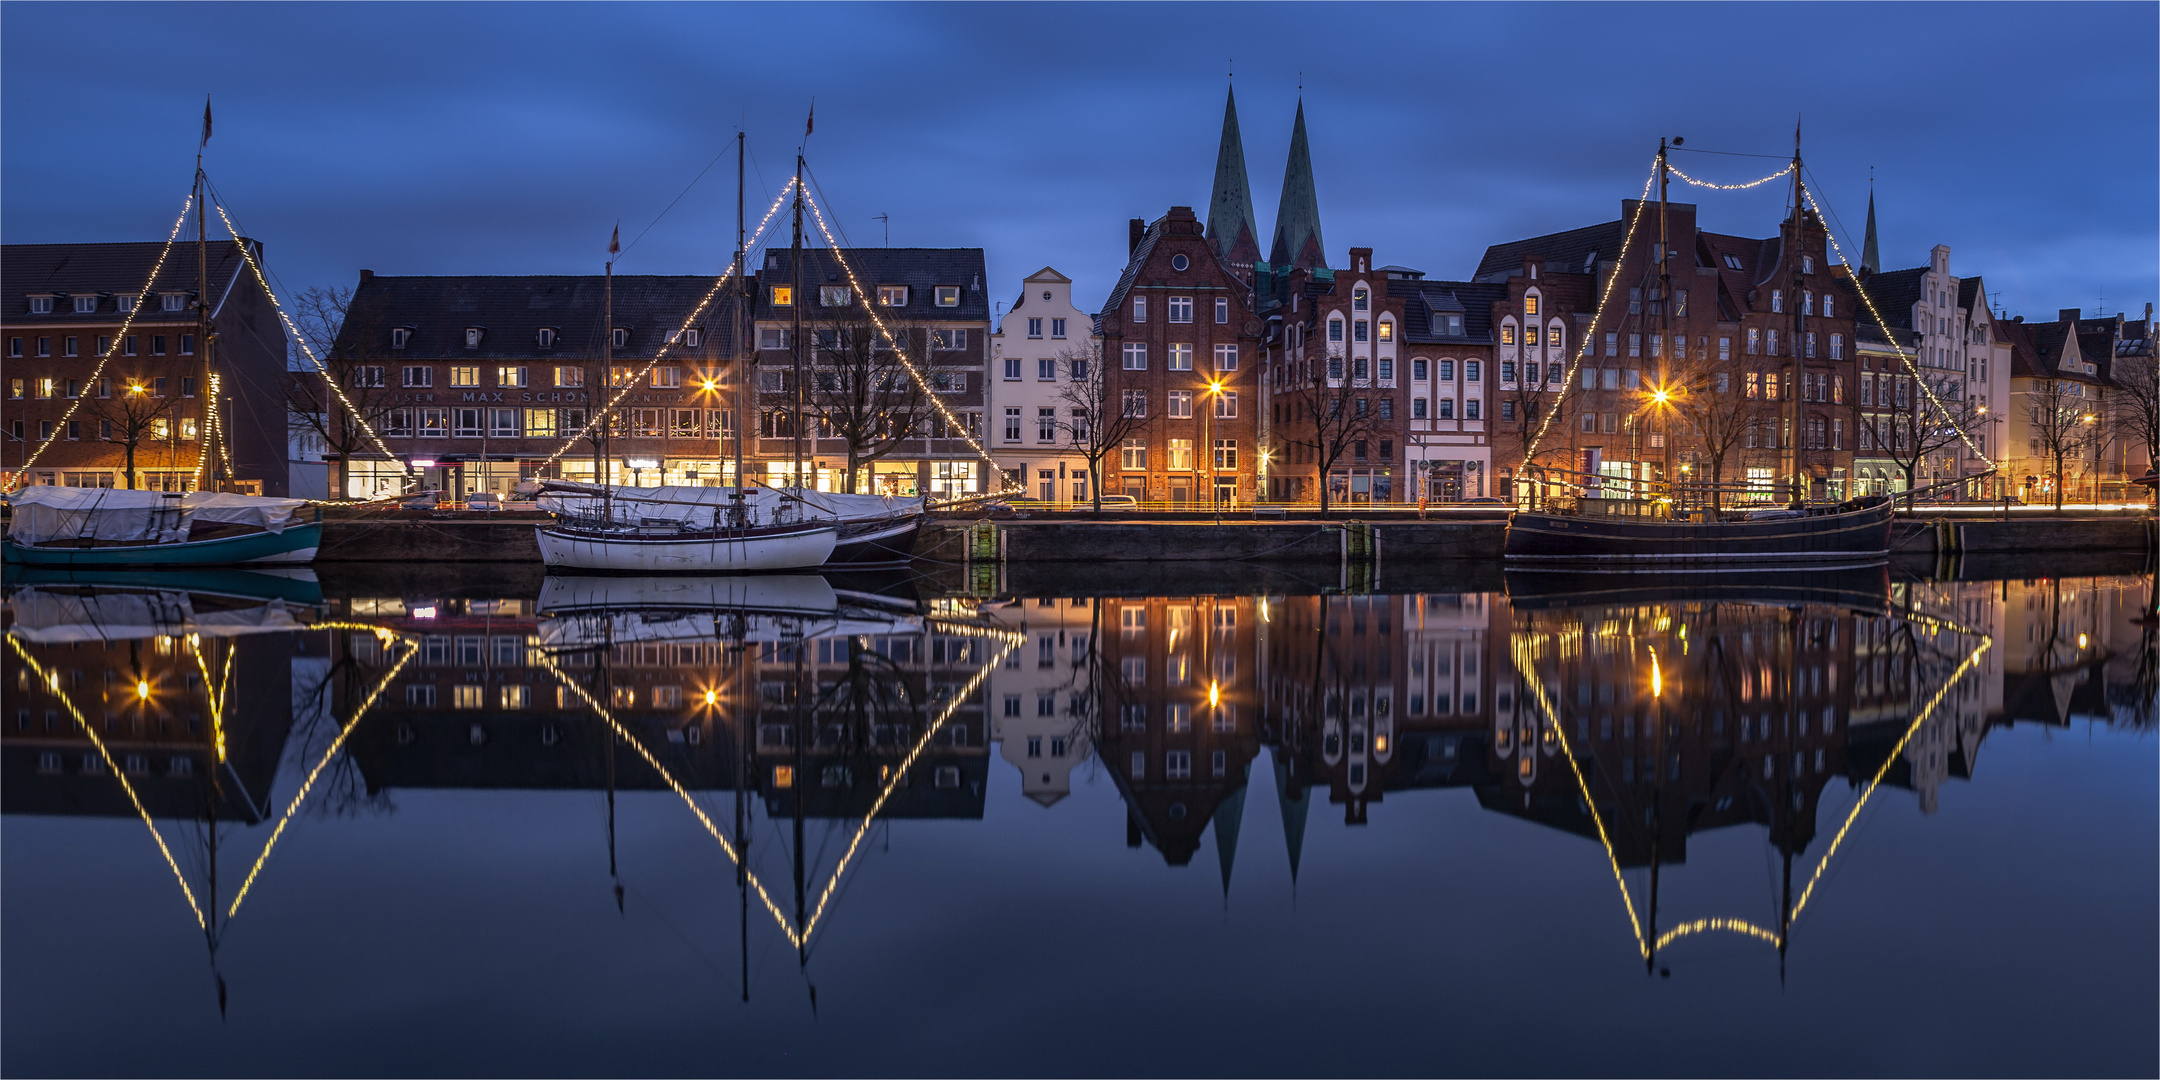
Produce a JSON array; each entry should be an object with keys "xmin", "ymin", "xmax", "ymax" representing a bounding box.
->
[{"xmin": 4, "ymin": 561, "xmax": 2155, "ymax": 1078}]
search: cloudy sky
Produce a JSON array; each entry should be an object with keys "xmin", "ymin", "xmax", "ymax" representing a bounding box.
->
[{"xmin": 5, "ymin": 3, "xmax": 2154, "ymax": 326}]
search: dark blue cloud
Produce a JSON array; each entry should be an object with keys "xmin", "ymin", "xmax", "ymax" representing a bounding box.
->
[{"xmin": 5, "ymin": 3, "xmax": 2154, "ymax": 323}]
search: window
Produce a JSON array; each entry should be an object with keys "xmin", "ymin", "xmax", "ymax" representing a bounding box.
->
[
  {"xmin": 651, "ymin": 366, "xmax": 680, "ymax": 388},
  {"xmin": 1167, "ymin": 439, "xmax": 1194, "ymax": 470},
  {"xmin": 1353, "ymin": 320, "xmax": 1369, "ymax": 343},
  {"xmin": 498, "ymin": 366, "xmax": 527, "ymax": 388},
  {"xmin": 1465, "ymin": 399, "xmax": 1480, "ymax": 420},
  {"xmin": 1213, "ymin": 343, "xmax": 1239, "ymax": 371},
  {"xmin": 1051, "ymin": 317, "xmax": 1067, "ymax": 339},
  {"xmin": 1746, "ymin": 328, "xmax": 1760, "ymax": 355},
  {"xmin": 1547, "ymin": 326, "xmax": 1562, "ymax": 349},
  {"xmin": 612, "ymin": 327, "xmax": 631, "ymax": 350},
  {"xmin": 1377, "ymin": 397, "xmax": 1392, "ymax": 419},
  {"xmin": 449, "ymin": 366, "xmax": 480, "ymax": 388},
  {"xmin": 1603, "ymin": 332, "xmax": 1618, "ymax": 357},
  {"xmin": 1501, "ymin": 324, "xmax": 1516, "ymax": 346},
  {"xmin": 464, "ymin": 327, "xmax": 484, "ymax": 349},
  {"xmin": 1829, "ymin": 334, "xmax": 1844, "ymax": 360},
  {"xmin": 28, "ymin": 296, "xmax": 52, "ymax": 314},
  {"xmin": 1122, "ymin": 343, "xmax": 1147, "ymax": 370},
  {"xmin": 401, "ymin": 366, "xmax": 432, "ymax": 388},
  {"xmin": 1215, "ymin": 297, "xmax": 1229, "ymax": 324},
  {"xmin": 551, "ymin": 366, "xmax": 583, "ymax": 388},
  {"xmin": 535, "ymin": 327, "xmax": 556, "ymax": 349},
  {"xmin": 1439, "ymin": 359, "xmax": 1455, "ymax": 382},
  {"xmin": 390, "ymin": 327, "xmax": 411, "ymax": 350},
  {"xmin": 931, "ymin": 370, "xmax": 966, "ymax": 394},
  {"xmin": 1412, "ymin": 397, "xmax": 1428, "ymax": 419},
  {"xmin": 1003, "ymin": 407, "xmax": 1022, "ymax": 442},
  {"xmin": 878, "ymin": 285, "xmax": 908, "ymax": 307},
  {"xmin": 1026, "ymin": 317, "xmax": 1042, "ymax": 338},
  {"xmin": 820, "ymin": 285, "xmax": 851, "ymax": 307},
  {"xmin": 1329, "ymin": 318, "xmax": 1344, "ymax": 342},
  {"xmin": 1499, "ymin": 400, "xmax": 1515, "ymax": 421},
  {"xmin": 1037, "ymin": 358, "xmax": 1056, "ymax": 381},
  {"xmin": 1439, "ymin": 398, "xmax": 1455, "ymax": 419},
  {"xmin": 453, "ymin": 408, "xmax": 483, "ymax": 437},
  {"xmin": 1002, "ymin": 355, "xmax": 1021, "ymax": 381},
  {"xmin": 162, "ymin": 293, "xmax": 186, "ymax": 312},
  {"xmin": 1767, "ymin": 329, "xmax": 1779, "ymax": 356},
  {"xmin": 1353, "ymin": 287, "xmax": 1370, "ymax": 311},
  {"xmin": 490, "ymin": 408, "xmax": 519, "ymax": 438},
  {"xmin": 1501, "ymin": 361, "xmax": 1517, "ymax": 383},
  {"xmin": 351, "ymin": 366, "xmax": 386, "ymax": 388},
  {"xmin": 1215, "ymin": 392, "xmax": 1237, "ymax": 418},
  {"xmin": 1168, "ymin": 391, "xmax": 1193, "ymax": 418},
  {"xmin": 62, "ymin": 337, "xmax": 77, "ymax": 357},
  {"xmin": 935, "ymin": 286, "xmax": 960, "ymax": 307},
  {"xmin": 1037, "ymin": 407, "xmax": 1057, "ymax": 442},
  {"xmin": 4, "ymin": 338, "xmax": 15, "ymax": 358},
  {"xmin": 1168, "ymin": 296, "xmax": 1193, "ymax": 323},
  {"xmin": 1121, "ymin": 389, "xmax": 1147, "ymax": 417},
  {"xmin": 179, "ymin": 334, "xmax": 194, "ymax": 355},
  {"xmin": 1822, "ymin": 296, "xmax": 1834, "ymax": 318},
  {"xmin": 94, "ymin": 336, "xmax": 110, "ymax": 357},
  {"xmin": 1167, "ymin": 343, "xmax": 1193, "ymax": 371},
  {"xmin": 933, "ymin": 328, "xmax": 968, "ymax": 350},
  {"xmin": 1132, "ymin": 296, "xmax": 1147, "ymax": 322},
  {"xmin": 1465, "ymin": 361, "xmax": 1480, "ymax": 382},
  {"xmin": 1120, "ymin": 439, "xmax": 1147, "ymax": 469},
  {"xmin": 771, "ymin": 286, "xmax": 793, "ymax": 306}
]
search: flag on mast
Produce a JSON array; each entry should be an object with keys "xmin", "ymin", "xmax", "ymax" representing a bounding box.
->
[
  {"xmin": 608, "ymin": 223, "xmax": 620, "ymax": 257},
  {"xmin": 200, "ymin": 96, "xmax": 212, "ymax": 147},
  {"xmin": 805, "ymin": 101, "xmax": 814, "ymax": 138}
]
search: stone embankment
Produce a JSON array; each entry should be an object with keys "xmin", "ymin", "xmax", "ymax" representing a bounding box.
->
[{"xmin": 307, "ymin": 510, "xmax": 2156, "ymax": 564}]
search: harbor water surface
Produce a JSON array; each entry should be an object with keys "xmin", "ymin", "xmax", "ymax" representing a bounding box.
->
[{"xmin": 4, "ymin": 562, "xmax": 2154, "ymax": 1078}]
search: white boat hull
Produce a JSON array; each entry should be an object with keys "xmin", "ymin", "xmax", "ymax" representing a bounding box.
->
[{"xmin": 535, "ymin": 524, "xmax": 837, "ymax": 573}]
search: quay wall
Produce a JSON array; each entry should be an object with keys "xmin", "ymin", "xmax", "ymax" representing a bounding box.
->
[{"xmin": 309, "ymin": 513, "xmax": 2155, "ymax": 564}]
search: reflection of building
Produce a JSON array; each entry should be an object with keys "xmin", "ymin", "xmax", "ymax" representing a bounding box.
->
[
  {"xmin": 2, "ymin": 599, "xmax": 298, "ymax": 821},
  {"xmin": 1095, "ymin": 595, "xmax": 1263, "ymax": 876},
  {"xmin": 986, "ymin": 597, "xmax": 1096, "ymax": 806},
  {"xmin": 333, "ymin": 595, "xmax": 992, "ymax": 821},
  {"xmin": 1493, "ymin": 596, "xmax": 1858, "ymax": 865}
]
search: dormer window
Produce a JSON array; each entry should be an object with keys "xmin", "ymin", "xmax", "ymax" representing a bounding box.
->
[
  {"xmin": 464, "ymin": 327, "xmax": 484, "ymax": 350},
  {"xmin": 27, "ymin": 297, "xmax": 52, "ymax": 314},
  {"xmin": 537, "ymin": 327, "xmax": 556, "ymax": 349},
  {"xmin": 160, "ymin": 293, "xmax": 186, "ymax": 312},
  {"xmin": 612, "ymin": 327, "xmax": 630, "ymax": 350},
  {"xmin": 820, "ymin": 285, "xmax": 852, "ymax": 307},
  {"xmin": 878, "ymin": 285, "xmax": 908, "ymax": 306},
  {"xmin": 1436, "ymin": 313, "xmax": 1463, "ymax": 336},
  {"xmin": 1352, "ymin": 288, "xmax": 1368, "ymax": 312},
  {"xmin": 73, "ymin": 295, "xmax": 98, "ymax": 314},
  {"xmin": 770, "ymin": 286, "xmax": 793, "ymax": 306},
  {"xmin": 682, "ymin": 328, "xmax": 700, "ymax": 348},
  {"xmin": 391, "ymin": 327, "xmax": 412, "ymax": 350},
  {"xmin": 117, "ymin": 294, "xmax": 136, "ymax": 313},
  {"xmin": 1722, "ymin": 254, "xmax": 1744, "ymax": 271},
  {"xmin": 935, "ymin": 286, "xmax": 960, "ymax": 307}
]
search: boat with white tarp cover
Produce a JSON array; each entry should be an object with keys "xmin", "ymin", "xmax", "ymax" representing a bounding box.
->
[
  {"xmin": 531, "ymin": 482, "xmax": 923, "ymax": 573},
  {"xmin": 2, "ymin": 487, "xmax": 318, "ymax": 567}
]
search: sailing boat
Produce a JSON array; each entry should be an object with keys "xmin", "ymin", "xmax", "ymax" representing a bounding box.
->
[{"xmin": 1504, "ymin": 136, "xmax": 1894, "ymax": 568}]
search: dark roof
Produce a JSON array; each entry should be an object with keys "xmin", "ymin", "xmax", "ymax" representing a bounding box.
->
[
  {"xmin": 1858, "ymin": 267, "xmax": 1926, "ymax": 331},
  {"xmin": 1390, "ymin": 279, "xmax": 1508, "ymax": 345},
  {"xmin": 1103, "ymin": 216, "xmax": 1167, "ymax": 319},
  {"xmin": 1475, "ymin": 219, "xmax": 1623, "ymax": 283},
  {"xmin": 1957, "ymin": 275, "xmax": 1985, "ymax": 311},
  {"xmin": 336, "ymin": 273, "xmax": 742, "ymax": 360},
  {"xmin": 2, "ymin": 240, "xmax": 257, "ymax": 324},
  {"xmin": 752, "ymin": 247, "xmax": 988, "ymax": 322}
]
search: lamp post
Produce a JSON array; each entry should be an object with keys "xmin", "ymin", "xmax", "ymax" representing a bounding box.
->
[{"xmin": 1200, "ymin": 377, "xmax": 1225, "ymax": 523}]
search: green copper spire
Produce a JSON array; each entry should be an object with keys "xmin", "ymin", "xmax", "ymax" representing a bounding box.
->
[
  {"xmin": 1207, "ymin": 86, "xmax": 1261, "ymax": 269},
  {"xmin": 1269, "ymin": 98, "xmax": 1326, "ymax": 271},
  {"xmin": 1861, "ymin": 185, "xmax": 1880, "ymax": 276}
]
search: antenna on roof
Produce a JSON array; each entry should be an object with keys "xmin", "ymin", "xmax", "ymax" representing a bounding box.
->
[{"xmin": 873, "ymin": 213, "xmax": 889, "ymax": 247}]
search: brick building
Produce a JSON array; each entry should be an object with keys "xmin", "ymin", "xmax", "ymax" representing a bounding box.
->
[
  {"xmin": 1097, "ymin": 207, "xmax": 1265, "ymax": 506},
  {"xmin": 1475, "ymin": 197, "xmax": 1861, "ymax": 504},
  {"xmin": 2, "ymin": 240, "xmax": 290, "ymax": 495}
]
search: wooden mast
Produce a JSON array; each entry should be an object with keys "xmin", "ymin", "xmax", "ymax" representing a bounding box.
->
[
  {"xmin": 1657, "ymin": 138, "xmax": 1674, "ymax": 507},
  {"xmin": 733, "ymin": 130, "xmax": 748, "ymax": 523},
  {"xmin": 789, "ymin": 152, "xmax": 806, "ymax": 492},
  {"xmin": 193, "ymin": 109, "xmax": 222, "ymax": 493},
  {"xmin": 1786, "ymin": 124, "xmax": 1809, "ymax": 504}
]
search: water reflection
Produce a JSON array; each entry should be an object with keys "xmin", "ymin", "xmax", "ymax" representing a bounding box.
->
[{"xmin": 2, "ymin": 562, "xmax": 2153, "ymax": 1070}]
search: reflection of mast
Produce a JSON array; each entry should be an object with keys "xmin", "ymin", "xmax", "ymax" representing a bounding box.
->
[
  {"xmin": 724, "ymin": 608, "xmax": 752, "ymax": 1003},
  {"xmin": 600, "ymin": 617, "xmax": 623, "ymax": 914},
  {"xmin": 201, "ymin": 637, "xmax": 229, "ymax": 1018}
]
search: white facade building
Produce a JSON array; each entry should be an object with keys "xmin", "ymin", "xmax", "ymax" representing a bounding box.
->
[{"xmin": 987, "ymin": 268, "xmax": 1098, "ymax": 502}]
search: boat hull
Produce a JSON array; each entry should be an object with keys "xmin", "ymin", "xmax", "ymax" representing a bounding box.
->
[
  {"xmin": 1503, "ymin": 499, "xmax": 1893, "ymax": 568},
  {"xmin": 535, "ymin": 523, "xmax": 837, "ymax": 573},
  {"xmin": 827, "ymin": 515, "xmax": 923, "ymax": 566},
  {"xmin": 2, "ymin": 522, "xmax": 321, "ymax": 568}
]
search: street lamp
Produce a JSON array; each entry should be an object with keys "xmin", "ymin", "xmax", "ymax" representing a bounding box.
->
[{"xmin": 1200, "ymin": 377, "xmax": 1227, "ymax": 522}]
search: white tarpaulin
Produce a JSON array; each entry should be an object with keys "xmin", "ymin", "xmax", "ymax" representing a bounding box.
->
[
  {"xmin": 4, "ymin": 589, "xmax": 309, "ymax": 643},
  {"xmin": 535, "ymin": 481, "xmax": 920, "ymax": 528},
  {"xmin": 5, "ymin": 487, "xmax": 306, "ymax": 545}
]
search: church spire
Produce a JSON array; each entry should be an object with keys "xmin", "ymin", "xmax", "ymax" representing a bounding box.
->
[
  {"xmin": 1860, "ymin": 181, "xmax": 1880, "ymax": 277},
  {"xmin": 1206, "ymin": 85, "xmax": 1261, "ymax": 272},
  {"xmin": 1269, "ymin": 98, "xmax": 1326, "ymax": 271}
]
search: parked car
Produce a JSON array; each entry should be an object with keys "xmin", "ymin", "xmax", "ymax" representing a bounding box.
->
[
  {"xmin": 1095, "ymin": 494, "xmax": 1140, "ymax": 509},
  {"xmin": 1458, "ymin": 496, "xmax": 1507, "ymax": 505},
  {"xmin": 466, "ymin": 491, "xmax": 504, "ymax": 511}
]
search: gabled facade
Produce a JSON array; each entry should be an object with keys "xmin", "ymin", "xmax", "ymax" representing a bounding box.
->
[
  {"xmin": 987, "ymin": 267, "xmax": 1098, "ymax": 501},
  {"xmin": 1098, "ymin": 207, "xmax": 1264, "ymax": 506},
  {"xmin": 2, "ymin": 240, "xmax": 290, "ymax": 495}
]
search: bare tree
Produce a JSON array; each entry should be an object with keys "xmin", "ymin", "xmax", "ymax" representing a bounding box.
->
[
  {"xmin": 2108, "ymin": 346, "xmax": 2160, "ymax": 507},
  {"xmin": 1054, "ymin": 342, "xmax": 1143, "ymax": 515},
  {"xmin": 83, "ymin": 377, "xmax": 175, "ymax": 489},
  {"xmin": 2021, "ymin": 377, "xmax": 2097, "ymax": 512},
  {"xmin": 804, "ymin": 307, "xmax": 933, "ymax": 493},
  {"xmin": 1281, "ymin": 351, "xmax": 1388, "ymax": 516},
  {"xmin": 1662, "ymin": 352, "xmax": 1775, "ymax": 514},
  {"xmin": 1492, "ymin": 362, "xmax": 1575, "ymax": 506},
  {"xmin": 285, "ymin": 285, "xmax": 401, "ymax": 498},
  {"xmin": 1874, "ymin": 371, "xmax": 1989, "ymax": 508}
]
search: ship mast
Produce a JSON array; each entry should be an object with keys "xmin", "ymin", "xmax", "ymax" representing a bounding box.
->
[
  {"xmin": 789, "ymin": 152, "xmax": 807, "ymax": 490},
  {"xmin": 733, "ymin": 131, "xmax": 748, "ymax": 524},
  {"xmin": 1656, "ymin": 138, "xmax": 1674, "ymax": 507},
  {"xmin": 193, "ymin": 111, "xmax": 223, "ymax": 493},
  {"xmin": 1786, "ymin": 127, "xmax": 1808, "ymax": 504}
]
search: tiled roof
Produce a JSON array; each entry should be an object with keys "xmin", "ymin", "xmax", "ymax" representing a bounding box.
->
[
  {"xmin": 1956, "ymin": 275, "xmax": 1985, "ymax": 311},
  {"xmin": 752, "ymin": 247, "xmax": 988, "ymax": 322},
  {"xmin": 1391, "ymin": 279, "xmax": 1508, "ymax": 344},
  {"xmin": 2, "ymin": 240, "xmax": 256, "ymax": 324},
  {"xmin": 1855, "ymin": 267, "xmax": 1925, "ymax": 331},
  {"xmin": 1474, "ymin": 219, "xmax": 1623, "ymax": 283},
  {"xmin": 335, "ymin": 273, "xmax": 743, "ymax": 360},
  {"xmin": 1102, "ymin": 217, "xmax": 1166, "ymax": 319}
]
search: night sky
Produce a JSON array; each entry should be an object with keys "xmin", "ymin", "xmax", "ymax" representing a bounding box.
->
[{"xmin": 4, "ymin": 3, "xmax": 2154, "ymax": 328}]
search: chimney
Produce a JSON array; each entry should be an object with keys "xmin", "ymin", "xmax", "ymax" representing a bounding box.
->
[
  {"xmin": 1129, "ymin": 218, "xmax": 1147, "ymax": 257},
  {"xmin": 359, "ymin": 268, "xmax": 374, "ymax": 281},
  {"xmin": 2060, "ymin": 307, "xmax": 2081, "ymax": 324}
]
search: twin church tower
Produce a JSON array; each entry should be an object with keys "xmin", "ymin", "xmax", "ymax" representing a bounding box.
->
[{"xmin": 1204, "ymin": 87, "xmax": 1327, "ymax": 285}]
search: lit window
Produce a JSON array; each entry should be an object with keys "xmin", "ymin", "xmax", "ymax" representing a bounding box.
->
[
  {"xmin": 1377, "ymin": 321, "xmax": 1393, "ymax": 342},
  {"xmin": 1524, "ymin": 295, "xmax": 1539, "ymax": 317},
  {"xmin": 771, "ymin": 286, "xmax": 793, "ymax": 306},
  {"xmin": 820, "ymin": 285, "xmax": 851, "ymax": 307},
  {"xmin": 498, "ymin": 366, "xmax": 527, "ymax": 388},
  {"xmin": 935, "ymin": 286, "xmax": 961, "ymax": 307},
  {"xmin": 1168, "ymin": 343, "xmax": 1193, "ymax": 371},
  {"xmin": 449, "ymin": 366, "xmax": 480, "ymax": 388},
  {"xmin": 878, "ymin": 285, "xmax": 908, "ymax": 306},
  {"xmin": 555, "ymin": 366, "xmax": 583, "ymax": 388}
]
